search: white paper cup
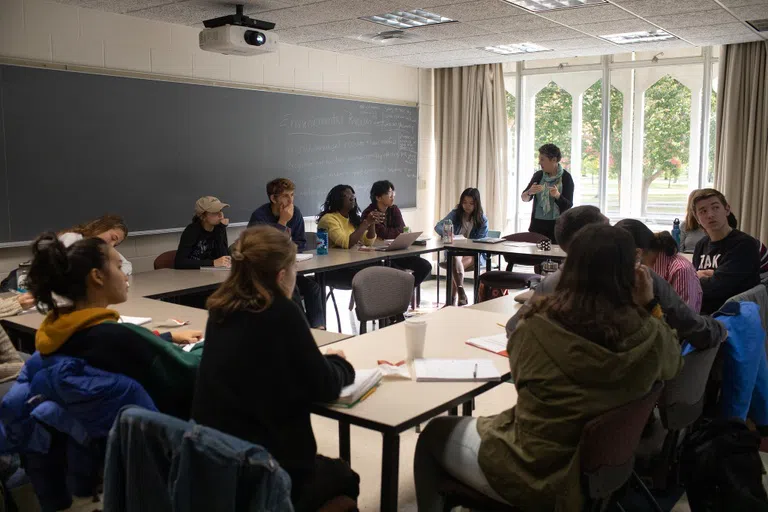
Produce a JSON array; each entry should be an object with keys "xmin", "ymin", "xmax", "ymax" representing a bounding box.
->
[{"xmin": 405, "ymin": 318, "xmax": 427, "ymax": 362}]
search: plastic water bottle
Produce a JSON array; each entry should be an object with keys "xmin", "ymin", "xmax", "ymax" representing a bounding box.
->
[
  {"xmin": 316, "ymin": 228, "xmax": 329, "ymax": 255},
  {"xmin": 442, "ymin": 219, "xmax": 454, "ymax": 244},
  {"xmin": 16, "ymin": 262, "xmax": 30, "ymax": 293},
  {"xmin": 672, "ymin": 218, "xmax": 681, "ymax": 248}
]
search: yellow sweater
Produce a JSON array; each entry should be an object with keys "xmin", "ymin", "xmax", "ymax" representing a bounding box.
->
[{"xmin": 317, "ymin": 212, "xmax": 376, "ymax": 249}]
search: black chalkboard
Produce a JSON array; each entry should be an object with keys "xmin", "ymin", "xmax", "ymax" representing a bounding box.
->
[{"xmin": 0, "ymin": 64, "xmax": 418, "ymax": 243}]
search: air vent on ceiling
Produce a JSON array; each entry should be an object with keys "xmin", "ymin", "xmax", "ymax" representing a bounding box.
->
[
  {"xmin": 356, "ymin": 30, "xmax": 421, "ymax": 44},
  {"xmin": 746, "ymin": 19, "xmax": 768, "ymax": 32}
]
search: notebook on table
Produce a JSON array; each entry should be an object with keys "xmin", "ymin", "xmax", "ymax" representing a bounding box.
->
[
  {"xmin": 414, "ymin": 359, "xmax": 502, "ymax": 382},
  {"xmin": 331, "ymin": 368, "xmax": 383, "ymax": 408},
  {"xmin": 466, "ymin": 333, "xmax": 508, "ymax": 357},
  {"xmin": 296, "ymin": 253, "xmax": 314, "ymax": 262}
]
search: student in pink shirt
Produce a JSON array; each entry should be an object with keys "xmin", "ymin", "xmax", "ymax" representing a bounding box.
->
[{"xmin": 616, "ymin": 219, "xmax": 703, "ymax": 313}]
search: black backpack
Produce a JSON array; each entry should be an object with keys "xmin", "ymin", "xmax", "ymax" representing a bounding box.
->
[{"xmin": 680, "ymin": 418, "xmax": 768, "ymax": 511}]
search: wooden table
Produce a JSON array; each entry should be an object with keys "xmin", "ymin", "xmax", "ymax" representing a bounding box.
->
[
  {"xmin": 441, "ymin": 240, "xmax": 566, "ymax": 305},
  {"xmin": 310, "ymin": 306, "xmax": 511, "ymax": 511},
  {"xmin": 1, "ymin": 297, "xmax": 348, "ymax": 349},
  {"xmin": 469, "ymin": 294, "xmax": 524, "ymax": 317}
]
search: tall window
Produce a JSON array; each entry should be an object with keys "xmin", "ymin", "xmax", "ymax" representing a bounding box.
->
[
  {"xmin": 642, "ymin": 75, "xmax": 691, "ymax": 217},
  {"xmin": 506, "ymin": 49, "xmax": 717, "ymax": 232}
]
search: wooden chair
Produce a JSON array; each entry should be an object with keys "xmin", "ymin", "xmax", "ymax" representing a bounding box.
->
[{"xmin": 153, "ymin": 250, "xmax": 177, "ymax": 270}]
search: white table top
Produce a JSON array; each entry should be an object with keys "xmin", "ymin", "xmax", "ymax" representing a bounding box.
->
[
  {"xmin": 443, "ymin": 239, "xmax": 567, "ymax": 259},
  {"xmin": 1, "ymin": 296, "xmax": 347, "ymax": 348},
  {"xmin": 311, "ymin": 306, "xmax": 512, "ymax": 429},
  {"xmin": 469, "ymin": 294, "xmax": 524, "ymax": 317}
]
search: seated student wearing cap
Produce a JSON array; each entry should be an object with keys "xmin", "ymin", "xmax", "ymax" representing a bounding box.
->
[
  {"xmin": 175, "ymin": 197, "xmax": 232, "ymax": 270},
  {"xmin": 248, "ymin": 178, "xmax": 325, "ymax": 329}
]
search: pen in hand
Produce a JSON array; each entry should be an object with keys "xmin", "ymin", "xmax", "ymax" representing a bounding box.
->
[{"xmin": 473, "ymin": 363, "xmax": 478, "ymax": 379}]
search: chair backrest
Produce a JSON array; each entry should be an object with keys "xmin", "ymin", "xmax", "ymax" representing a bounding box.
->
[
  {"xmin": 487, "ymin": 230, "xmax": 501, "ymax": 239},
  {"xmin": 351, "ymin": 267, "xmax": 414, "ymax": 322},
  {"xmin": 659, "ymin": 345, "xmax": 719, "ymax": 430},
  {"xmin": 503, "ymin": 232, "xmax": 549, "ymax": 244},
  {"xmin": 305, "ymin": 232, "xmax": 318, "ymax": 252},
  {"xmin": 154, "ymin": 250, "xmax": 177, "ymax": 270},
  {"xmin": 727, "ymin": 283, "xmax": 768, "ymax": 332},
  {"xmin": 580, "ymin": 381, "xmax": 664, "ymax": 499}
]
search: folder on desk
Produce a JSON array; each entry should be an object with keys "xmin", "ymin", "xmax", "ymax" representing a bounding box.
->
[
  {"xmin": 466, "ymin": 333, "xmax": 509, "ymax": 357},
  {"xmin": 331, "ymin": 368, "xmax": 383, "ymax": 408},
  {"xmin": 119, "ymin": 316, "xmax": 152, "ymax": 326},
  {"xmin": 414, "ymin": 359, "xmax": 501, "ymax": 382}
]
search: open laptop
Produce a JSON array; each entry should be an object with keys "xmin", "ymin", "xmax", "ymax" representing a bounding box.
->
[{"xmin": 375, "ymin": 231, "xmax": 423, "ymax": 252}]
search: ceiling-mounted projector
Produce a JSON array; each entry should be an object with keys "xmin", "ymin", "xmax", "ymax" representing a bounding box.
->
[{"xmin": 199, "ymin": 4, "xmax": 278, "ymax": 56}]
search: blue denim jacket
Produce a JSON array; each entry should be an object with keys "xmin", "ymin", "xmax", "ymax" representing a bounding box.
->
[
  {"xmin": 104, "ymin": 406, "xmax": 294, "ymax": 512},
  {"xmin": 434, "ymin": 209, "xmax": 489, "ymax": 267}
]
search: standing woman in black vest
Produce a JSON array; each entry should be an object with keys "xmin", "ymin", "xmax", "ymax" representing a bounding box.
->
[{"xmin": 521, "ymin": 144, "xmax": 574, "ymax": 242}]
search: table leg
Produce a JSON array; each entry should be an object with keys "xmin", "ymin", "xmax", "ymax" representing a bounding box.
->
[
  {"xmin": 473, "ymin": 254, "xmax": 480, "ymax": 303},
  {"xmin": 339, "ymin": 421, "xmax": 351, "ymax": 464},
  {"xmin": 436, "ymin": 251, "xmax": 440, "ymax": 307},
  {"xmin": 380, "ymin": 432, "xmax": 400, "ymax": 512},
  {"xmin": 446, "ymin": 252, "xmax": 453, "ymax": 305},
  {"xmin": 462, "ymin": 401, "xmax": 473, "ymax": 417},
  {"xmin": 448, "ymin": 407, "xmax": 458, "ymax": 416},
  {"xmin": 486, "ymin": 253, "xmax": 492, "ymax": 272},
  {"xmin": 315, "ymin": 272, "xmax": 327, "ymax": 319}
]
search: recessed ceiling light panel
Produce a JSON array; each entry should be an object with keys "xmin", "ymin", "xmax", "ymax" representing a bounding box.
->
[
  {"xmin": 501, "ymin": 0, "xmax": 607, "ymax": 13},
  {"xmin": 482, "ymin": 42, "xmax": 551, "ymax": 55},
  {"xmin": 601, "ymin": 29, "xmax": 676, "ymax": 44},
  {"xmin": 360, "ymin": 9, "xmax": 455, "ymax": 29}
]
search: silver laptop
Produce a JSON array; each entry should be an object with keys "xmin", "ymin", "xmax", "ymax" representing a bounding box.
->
[{"xmin": 375, "ymin": 231, "xmax": 423, "ymax": 252}]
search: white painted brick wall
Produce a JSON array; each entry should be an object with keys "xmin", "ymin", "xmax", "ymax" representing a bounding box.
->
[{"xmin": 0, "ymin": 0, "xmax": 432, "ymax": 275}]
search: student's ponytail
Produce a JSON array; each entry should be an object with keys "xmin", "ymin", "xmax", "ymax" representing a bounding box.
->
[
  {"xmin": 27, "ymin": 232, "xmax": 108, "ymax": 316},
  {"xmin": 650, "ymin": 231, "xmax": 679, "ymax": 257}
]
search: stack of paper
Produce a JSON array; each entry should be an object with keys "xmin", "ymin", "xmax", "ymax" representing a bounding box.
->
[
  {"xmin": 466, "ymin": 333, "xmax": 508, "ymax": 356},
  {"xmin": 503, "ymin": 242, "xmax": 536, "ymax": 247},
  {"xmin": 332, "ymin": 369, "xmax": 383, "ymax": 407},
  {"xmin": 119, "ymin": 316, "xmax": 152, "ymax": 326},
  {"xmin": 182, "ymin": 340, "xmax": 204, "ymax": 352},
  {"xmin": 414, "ymin": 359, "xmax": 501, "ymax": 382},
  {"xmin": 296, "ymin": 253, "xmax": 314, "ymax": 262}
]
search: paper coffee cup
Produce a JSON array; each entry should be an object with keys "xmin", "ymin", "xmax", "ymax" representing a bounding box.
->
[{"xmin": 405, "ymin": 318, "xmax": 427, "ymax": 361}]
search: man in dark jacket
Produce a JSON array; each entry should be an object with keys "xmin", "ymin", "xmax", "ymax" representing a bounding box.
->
[
  {"xmin": 248, "ymin": 178, "xmax": 325, "ymax": 328},
  {"xmin": 507, "ymin": 206, "xmax": 726, "ymax": 350}
]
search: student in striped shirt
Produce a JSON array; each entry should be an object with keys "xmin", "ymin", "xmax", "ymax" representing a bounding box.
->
[{"xmin": 616, "ymin": 219, "xmax": 703, "ymax": 314}]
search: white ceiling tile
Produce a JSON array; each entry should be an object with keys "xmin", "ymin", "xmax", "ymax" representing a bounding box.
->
[
  {"xmin": 730, "ymin": 4, "xmax": 768, "ymax": 20},
  {"xmin": 348, "ymin": 39, "xmax": 468, "ymax": 57},
  {"xmin": 469, "ymin": 13, "xmax": 564, "ymax": 33},
  {"xmin": 539, "ymin": 4, "xmax": 637, "ymax": 25},
  {"xmin": 716, "ymin": 0, "xmax": 768, "ymax": 6},
  {"xmin": 647, "ymin": 10, "xmax": 739, "ymax": 30},
  {"xmin": 610, "ymin": 0, "xmax": 722, "ymax": 17},
  {"xmin": 125, "ymin": 1, "xmax": 290, "ymax": 25},
  {"xmin": 548, "ymin": 36, "xmax": 617, "ymax": 49},
  {"xmin": 686, "ymin": 32, "xmax": 763, "ymax": 46},
  {"xmin": 274, "ymin": 19, "xmax": 376, "ymax": 42},
  {"xmin": 53, "ymin": 0, "xmax": 172, "ymax": 14},
  {"xmin": 421, "ymin": 0, "xmax": 528, "ymax": 22},
  {"xmin": 671, "ymin": 22, "xmax": 759, "ymax": 39},
  {"xmin": 299, "ymin": 37, "xmax": 376, "ymax": 51},
  {"xmin": 619, "ymin": 39, "xmax": 694, "ymax": 52},
  {"xmin": 460, "ymin": 26, "xmax": 584, "ymax": 46},
  {"xmin": 402, "ymin": 21, "xmax": 489, "ymax": 38},
  {"xmin": 575, "ymin": 17, "xmax": 657, "ymax": 36},
  {"xmin": 412, "ymin": 0, "xmax": 484, "ymax": 6}
]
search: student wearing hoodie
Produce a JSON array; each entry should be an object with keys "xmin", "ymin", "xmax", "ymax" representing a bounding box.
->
[
  {"xmin": 26, "ymin": 233, "xmax": 203, "ymax": 419},
  {"xmin": 415, "ymin": 225, "xmax": 683, "ymax": 512}
]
